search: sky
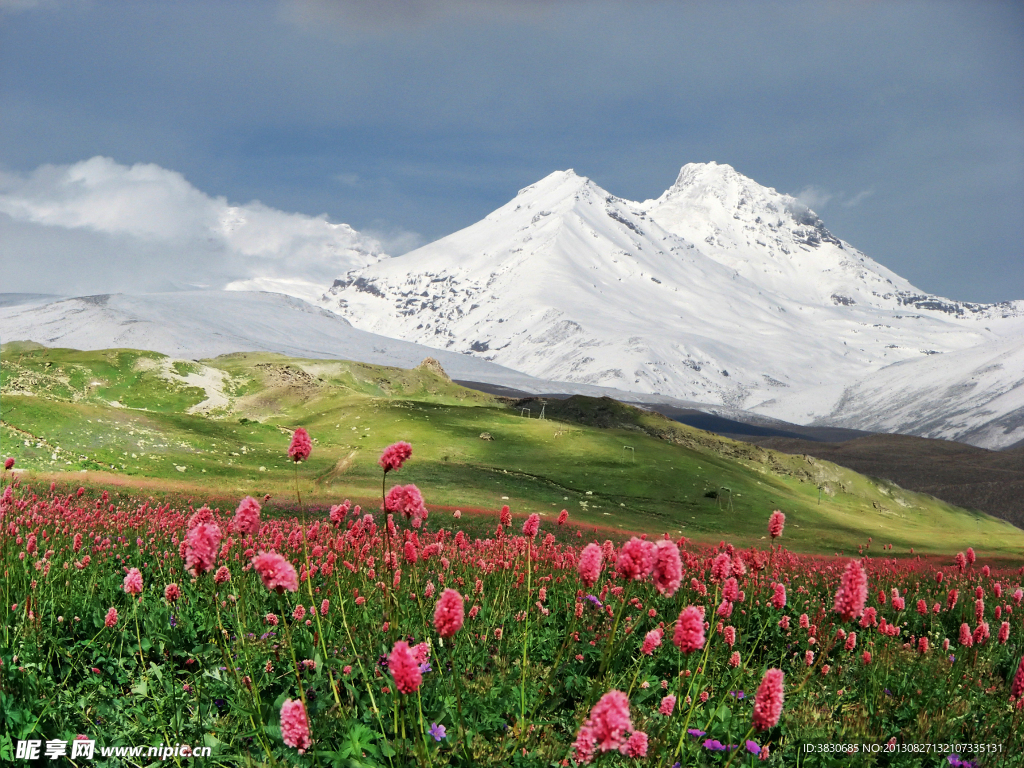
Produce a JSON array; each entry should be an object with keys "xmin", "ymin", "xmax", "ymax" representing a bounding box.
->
[{"xmin": 0, "ymin": 0, "xmax": 1022, "ymax": 302}]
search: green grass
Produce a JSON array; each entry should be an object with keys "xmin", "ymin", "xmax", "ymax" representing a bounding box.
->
[{"xmin": 3, "ymin": 343, "xmax": 1023, "ymax": 557}]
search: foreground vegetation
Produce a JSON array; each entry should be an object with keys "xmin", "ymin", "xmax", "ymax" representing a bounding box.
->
[{"xmin": 0, "ymin": 444, "xmax": 1021, "ymax": 767}]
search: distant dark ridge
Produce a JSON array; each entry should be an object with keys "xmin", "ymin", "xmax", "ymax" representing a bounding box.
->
[
  {"xmin": 651, "ymin": 409, "xmax": 871, "ymax": 443},
  {"xmin": 750, "ymin": 433, "xmax": 1024, "ymax": 530},
  {"xmin": 453, "ymin": 380, "xmax": 574, "ymax": 400}
]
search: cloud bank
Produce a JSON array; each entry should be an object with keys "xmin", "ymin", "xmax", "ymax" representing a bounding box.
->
[{"xmin": 0, "ymin": 156, "xmax": 393, "ymax": 298}]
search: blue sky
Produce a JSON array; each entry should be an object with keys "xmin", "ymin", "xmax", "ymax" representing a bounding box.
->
[{"xmin": 1, "ymin": 0, "xmax": 1021, "ymax": 302}]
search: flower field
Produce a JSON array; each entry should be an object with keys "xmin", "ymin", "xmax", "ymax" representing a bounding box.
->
[{"xmin": 1, "ymin": 442, "xmax": 1022, "ymax": 767}]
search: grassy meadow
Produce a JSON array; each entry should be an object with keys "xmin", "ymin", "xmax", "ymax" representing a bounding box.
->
[{"xmin": 2, "ymin": 342, "xmax": 1021, "ymax": 558}]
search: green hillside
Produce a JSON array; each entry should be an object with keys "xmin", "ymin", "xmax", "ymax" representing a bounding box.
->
[{"xmin": 2, "ymin": 343, "xmax": 1022, "ymax": 557}]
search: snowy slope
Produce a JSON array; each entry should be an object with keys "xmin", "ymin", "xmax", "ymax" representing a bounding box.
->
[
  {"xmin": 321, "ymin": 165, "xmax": 1023, "ymax": 445},
  {"xmin": 0, "ymin": 290, "xmax": 736, "ymax": 404},
  {"xmin": 803, "ymin": 332, "xmax": 1024, "ymax": 449}
]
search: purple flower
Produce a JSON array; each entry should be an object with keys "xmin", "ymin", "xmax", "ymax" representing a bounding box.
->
[
  {"xmin": 419, "ymin": 661, "xmax": 432, "ymax": 674},
  {"xmin": 730, "ymin": 690, "xmax": 746, "ymax": 699},
  {"xmin": 746, "ymin": 740, "xmax": 761, "ymax": 755},
  {"xmin": 703, "ymin": 739, "xmax": 737, "ymax": 752},
  {"xmin": 586, "ymin": 594, "xmax": 603, "ymax": 608},
  {"xmin": 428, "ymin": 723, "xmax": 446, "ymax": 742},
  {"xmin": 687, "ymin": 729, "xmax": 706, "ymax": 738}
]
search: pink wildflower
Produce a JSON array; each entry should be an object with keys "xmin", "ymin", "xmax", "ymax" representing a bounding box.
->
[
  {"xmin": 673, "ymin": 606, "xmax": 705, "ymax": 653},
  {"xmin": 616, "ymin": 537, "xmax": 654, "ymax": 581},
  {"xmin": 164, "ymin": 583, "xmax": 180, "ymax": 602},
  {"xmin": 623, "ymin": 730, "xmax": 648, "ymax": 758},
  {"xmin": 585, "ymin": 690, "xmax": 633, "ymax": 753},
  {"xmin": 522, "ymin": 513, "xmax": 540, "ymax": 539},
  {"xmin": 214, "ymin": 565, "xmax": 231, "ymax": 585},
  {"xmin": 329, "ymin": 500, "xmax": 350, "ymax": 525},
  {"xmin": 389, "ymin": 641, "xmax": 422, "ymax": 694},
  {"xmin": 723, "ymin": 625, "xmax": 736, "ymax": 647},
  {"xmin": 768, "ymin": 510, "xmax": 785, "ymax": 539},
  {"xmin": 232, "ymin": 496, "xmax": 261, "ymax": 535},
  {"xmin": 385, "ymin": 484, "xmax": 428, "ymax": 525},
  {"xmin": 557, "ymin": 509, "xmax": 569, "ymax": 525},
  {"xmin": 280, "ymin": 698, "xmax": 312, "ymax": 753},
  {"xmin": 770, "ymin": 583, "xmax": 786, "ymax": 610},
  {"xmin": 379, "ymin": 441, "xmax": 412, "ymax": 473},
  {"xmin": 184, "ymin": 522, "xmax": 221, "ymax": 576},
  {"xmin": 752, "ymin": 668, "xmax": 784, "ymax": 731},
  {"xmin": 3, "ymin": 457, "xmax": 13, "ymax": 470},
  {"xmin": 711, "ymin": 552, "xmax": 731, "ymax": 582},
  {"xmin": 252, "ymin": 551, "xmax": 299, "ymax": 593},
  {"xmin": 641, "ymin": 628, "xmax": 663, "ymax": 656},
  {"xmin": 833, "ymin": 560, "xmax": 868, "ymax": 621},
  {"xmin": 433, "ymin": 589, "xmax": 465, "ymax": 638},
  {"xmin": 959, "ymin": 623, "xmax": 973, "ymax": 648},
  {"xmin": 999, "ymin": 621, "xmax": 1010, "ymax": 645},
  {"xmin": 123, "ymin": 568, "xmax": 143, "ymax": 595},
  {"xmin": 652, "ymin": 539, "xmax": 682, "ymax": 597},
  {"xmin": 104, "ymin": 607, "xmax": 118, "ymax": 628},
  {"xmin": 659, "ymin": 695, "xmax": 676, "ymax": 716},
  {"xmin": 578, "ymin": 543, "xmax": 603, "ymax": 588},
  {"xmin": 288, "ymin": 428, "xmax": 312, "ymax": 463},
  {"xmin": 723, "ymin": 577, "xmax": 740, "ymax": 602},
  {"xmin": 1011, "ymin": 655, "xmax": 1024, "ymax": 699}
]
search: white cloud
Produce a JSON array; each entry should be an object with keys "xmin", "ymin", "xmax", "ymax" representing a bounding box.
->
[
  {"xmin": 794, "ymin": 185, "xmax": 833, "ymax": 211},
  {"xmin": 0, "ymin": 156, "xmax": 396, "ymax": 297},
  {"xmin": 842, "ymin": 188, "xmax": 874, "ymax": 208}
]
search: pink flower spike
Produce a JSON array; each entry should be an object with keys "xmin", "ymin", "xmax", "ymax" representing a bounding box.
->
[
  {"xmin": 833, "ymin": 560, "xmax": 868, "ymax": 622},
  {"xmin": 288, "ymin": 428, "xmax": 312, "ymax": 463},
  {"xmin": 280, "ymin": 698, "xmax": 312, "ymax": 753},
  {"xmin": 585, "ymin": 690, "xmax": 633, "ymax": 753},
  {"xmin": 622, "ymin": 730, "xmax": 648, "ymax": 758},
  {"xmin": 232, "ymin": 496, "xmax": 261, "ymax": 535},
  {"xmin": 389, "ymin": 640, "xmax": 422, "ymax": 694},
  {"xmin": 578, "ymin": 543, "xmax": 603, "ymax": 588},
  {"xmin": 1011, "ymin": 655, "xmax": 1024, "ymax": 699},
  {"xmin": 673, "ymin": 606, "xmax": 705, "ymax": 653},
  {"xmin": 123, "ymin": 567, "xmax": 143, "ymax": 595},
  {"xmin": 652, "ymin": 539, "xmax": 682, "ymax": 597},
  {"xmin": 252, "ymin": 551, "xmax": 299, "ymax": 593},
  {"xmin": 522, "ymin": 513, "xmax": 540, "ymax": 539},
  {"xmin": 184, "ymin": 522, "xmax": 221, "ymax": 577},
  {"xmin": 104, "ymin": 607, "xmax": 118, "ymax": 628},
  {"xmin": 659, "ymin": 695, "xmax": 676, "ymax": 716},
  {"xmin": 433, "ymin": 589, "xmax": 465, "ymax": 638},
  {"xmin": 385, "ymin": 484, "xmax": 428, "ymax": 523},
  {"xmin": 379, "ymin": 441, "xmax": 412, "ymax": 473},
  {"xmin": 752, "ymin": 668, "xmax": 784, "ymax": 731},
  {"xmin": 768, "ymin": 510, "xmax": 785, "ymax": 539}
]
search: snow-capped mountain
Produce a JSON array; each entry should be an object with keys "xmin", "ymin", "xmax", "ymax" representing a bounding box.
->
[
  {"xmin": 775, "ymin": 330, "xmax": 1024, "ymax": 450},
  {"xmin": 320, "ymin": 163, "xmax": 1023, "ymax": 446}
]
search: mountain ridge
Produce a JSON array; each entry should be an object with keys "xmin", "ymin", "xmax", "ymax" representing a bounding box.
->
[{"xmin": 321, "ymin": 163, "xmax": 1023, "ymax": 447}]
